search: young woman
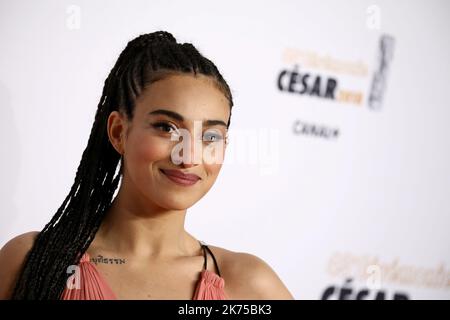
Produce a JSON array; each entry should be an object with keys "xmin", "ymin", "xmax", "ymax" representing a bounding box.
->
[{"xmin": 0, "ymin": 31, "xmax": 294, "ymax": 300}]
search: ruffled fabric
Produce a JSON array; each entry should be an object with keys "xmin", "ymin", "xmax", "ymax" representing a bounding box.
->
[
  {"xmin": 61, "ymin": 252, "xmax": 227, "ymax": 300},
  {"xmin": 192, "ymin": 269, "xmax": 228, "ymax": 300},
  {"xmin": 61, "ymin": 252, "xmax": 117, "ymax": 300}
]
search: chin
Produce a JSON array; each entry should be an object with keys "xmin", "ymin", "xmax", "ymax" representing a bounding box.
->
[{"xmin": 156, "ymin": 194, "xmax": 200, "ymax": 211}]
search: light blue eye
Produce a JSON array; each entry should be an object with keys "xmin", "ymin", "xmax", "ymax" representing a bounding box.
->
[{"xmin": 203, "ymin": 132, "xmax": 223, "ymax": 142}]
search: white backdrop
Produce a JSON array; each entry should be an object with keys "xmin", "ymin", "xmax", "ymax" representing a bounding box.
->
[{"xmin": 1, "ymin": 0, "xmax": 449, "ymax": 299}]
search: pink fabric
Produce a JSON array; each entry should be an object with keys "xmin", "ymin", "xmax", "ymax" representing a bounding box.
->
[{"xmin": 61, "ymin": 252, "xmax": 227, "ymax": 300}]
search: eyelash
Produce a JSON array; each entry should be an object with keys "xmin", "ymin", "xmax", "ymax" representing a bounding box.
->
[
  {"xmin": 152, "ymin": 122, "xmax": 224, "ymax": 142},
  {"xmin": 152, "ymin": 122, "xmax": 178, "ymax": 134}
]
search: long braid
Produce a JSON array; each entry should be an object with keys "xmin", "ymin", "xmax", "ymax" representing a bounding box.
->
[{"xmin": 11, "ymin": 30, "xmax": 234, "ymax": 299}]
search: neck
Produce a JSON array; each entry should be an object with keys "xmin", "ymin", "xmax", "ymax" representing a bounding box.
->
[{"xmin": 95, "ymin": 180, "xmax": 200, "ymax": 260}]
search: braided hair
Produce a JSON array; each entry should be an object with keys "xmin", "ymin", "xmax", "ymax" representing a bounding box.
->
[{"xmin": 11, "ymin": 31, "xmax": 234, "ymax": 299}]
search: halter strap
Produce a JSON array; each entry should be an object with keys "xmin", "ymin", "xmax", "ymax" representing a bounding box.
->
[{"xmin": 198, "ymin": 240, "xmax": 222, "ymax": 277}]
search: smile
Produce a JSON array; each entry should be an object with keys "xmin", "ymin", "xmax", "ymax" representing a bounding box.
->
[{"xmin": 159, "ymin": 169, "xmax": 200, "ymax": 186}]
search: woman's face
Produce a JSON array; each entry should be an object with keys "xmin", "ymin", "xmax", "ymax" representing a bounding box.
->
[{"xmin": 108, "ymin": 74, "xmax": 230, "ymax": 210}]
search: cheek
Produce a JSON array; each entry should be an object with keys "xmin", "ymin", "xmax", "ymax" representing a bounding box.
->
[
  {"xmin": 127, "ymin": 133, "xmax": 171, "ymax": 165},
  {"xmin": 202, "ymin": 142, "xmax": 227, "ymax": 165},
  {"xmin": 204, "ymin": 163, "xmax": 222, "ymax": 177}
]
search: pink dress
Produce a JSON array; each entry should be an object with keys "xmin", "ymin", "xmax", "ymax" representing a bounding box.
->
[{"xmin": 61, "ymin": 241, "xmax": 227, "ymax": 300}]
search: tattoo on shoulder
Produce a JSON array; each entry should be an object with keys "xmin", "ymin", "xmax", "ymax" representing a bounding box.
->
[{"xmin": 90, "ymin": 254, "xmax": 126, "ymax": 265}]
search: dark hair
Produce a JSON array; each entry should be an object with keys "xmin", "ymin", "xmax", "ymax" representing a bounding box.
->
[{"xmin": 12, "ymin": 31, "xmax": 234, "ymax": 299}]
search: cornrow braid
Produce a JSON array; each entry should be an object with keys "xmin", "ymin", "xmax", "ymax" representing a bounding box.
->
[{"xmin": 11, "ymin": 30, "xmax": 234, "ymax": 299}]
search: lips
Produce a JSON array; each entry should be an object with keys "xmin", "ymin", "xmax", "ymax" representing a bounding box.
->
[{"xmin": 160, "ymin": 169, "xmax": 201, "ymax": 182}]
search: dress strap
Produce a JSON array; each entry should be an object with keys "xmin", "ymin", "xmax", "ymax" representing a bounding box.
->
[{"xmin": 198, "ymin": 240, "xmax": 222, "ymax": 277}]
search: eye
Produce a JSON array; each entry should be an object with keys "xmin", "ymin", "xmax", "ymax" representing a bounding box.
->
[
  {"xmin": 152, "ymin": 122, "xmax": 179, "ymax": 134},
  {"xmin": 203, "ymin": 131, "xmax": 224, "ymax": 142}
]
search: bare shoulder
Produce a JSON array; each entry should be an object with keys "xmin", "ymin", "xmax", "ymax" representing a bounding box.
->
[
  {"xmin": 207, "ymin": 245, "xmax": 295, "ymax": 300},
  {"xmin": 0, "ymin": 231, "xmax": 40, "ymax": 299}
]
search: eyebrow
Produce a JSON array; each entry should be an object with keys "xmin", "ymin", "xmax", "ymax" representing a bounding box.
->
[{"xmin": 148, "ymin": 109, "xmax": 228, "ymax": 127}]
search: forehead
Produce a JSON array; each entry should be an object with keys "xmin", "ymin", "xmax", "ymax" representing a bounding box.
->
[{"xmin": 134, "ymin": 74, "xmax": 229, "ymax": 122}]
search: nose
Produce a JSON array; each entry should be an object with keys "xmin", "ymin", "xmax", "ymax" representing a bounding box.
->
[
  {"xmin": 176, "ymin": 129, "xmax": 202, "ymax": 168},
  {"xmin": 181, "ymin": 161, "xmax": 195, "ymax": 168}
]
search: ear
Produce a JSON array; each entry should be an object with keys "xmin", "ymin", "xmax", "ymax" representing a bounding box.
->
[
  {"xmin": 107, "ymin": 111, "xmax": 127, "ymax": 155},
  {"xmin": 224, "ymin": 132, "xmax": 229, "ymax": 148}
]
